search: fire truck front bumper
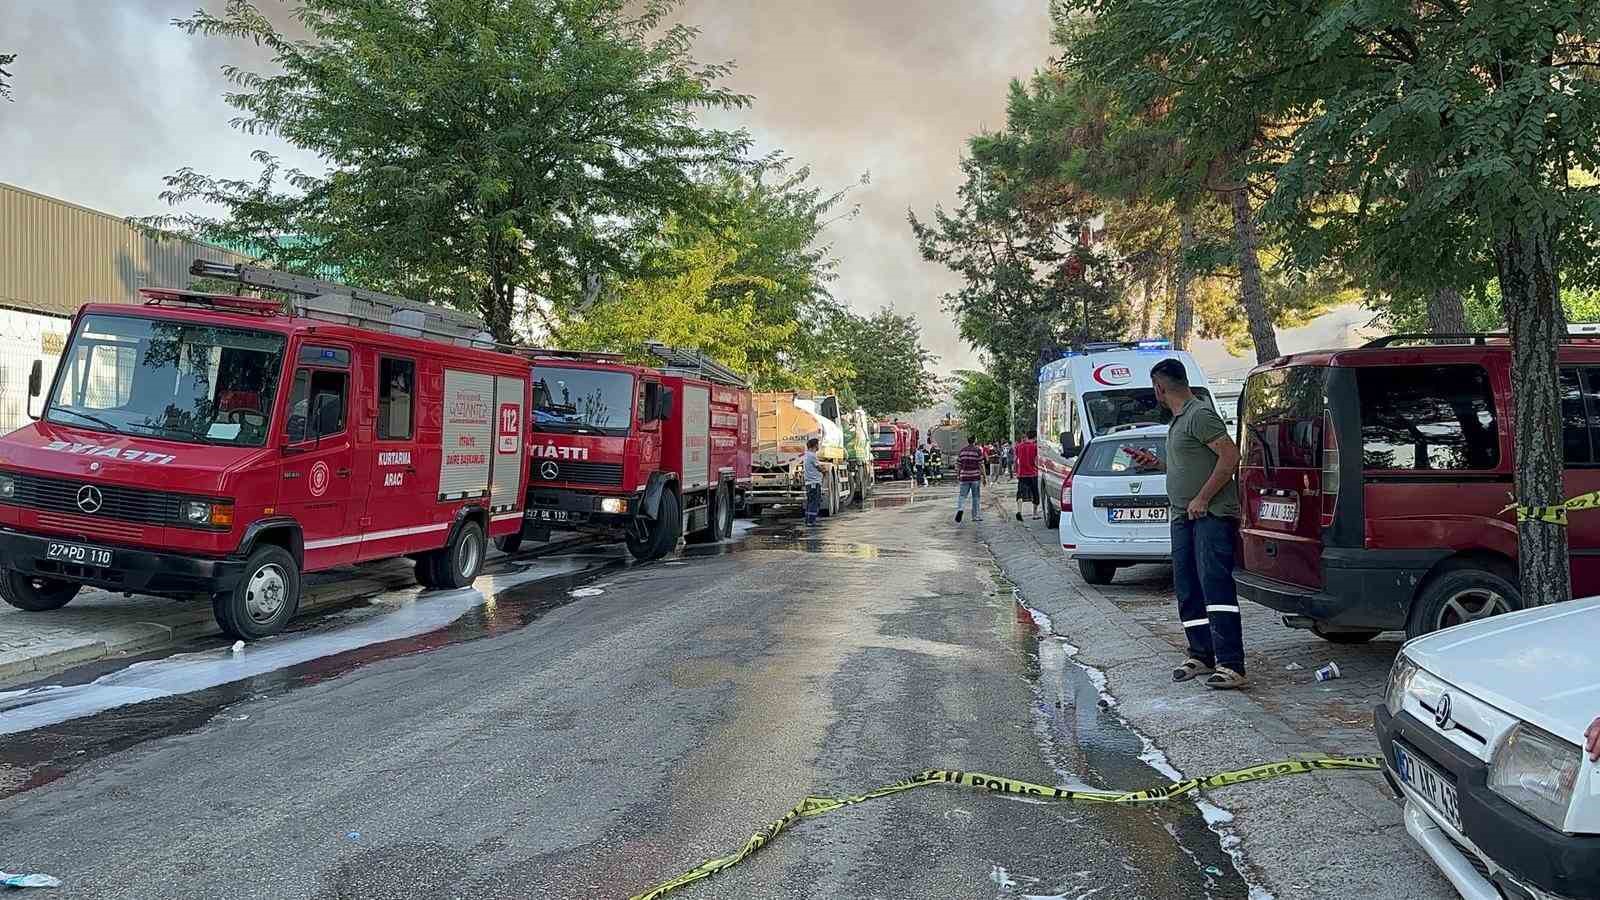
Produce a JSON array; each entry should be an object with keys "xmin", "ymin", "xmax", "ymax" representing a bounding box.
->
[
  {"xmin": 0, "ymin": 527, "xmax": 246, "ymax": 597},
  {"xmin": 524, "ymin": 489, "xmax": 642, "ymax": 529}
]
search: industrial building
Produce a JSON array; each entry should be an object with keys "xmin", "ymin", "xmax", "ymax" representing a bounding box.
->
[{"xmin": 0, "ymin": 182, "xmax": 245, "ymax": 433}]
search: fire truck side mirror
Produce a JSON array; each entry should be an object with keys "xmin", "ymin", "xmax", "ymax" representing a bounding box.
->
[{"xmin": 26, "ymin": 360, "xmax": 43, "ymax": 420}]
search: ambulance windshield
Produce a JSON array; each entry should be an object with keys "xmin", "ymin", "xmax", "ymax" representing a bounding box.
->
[
  {"xmin": 1083, "ymin": 387, "xmax": 1212, "ymax": 435},
  {"xmin": 45, "ymin": 314, "xmax": 286, "ymax": 447},
  {"xmin": 532, "ymin": 366, "xmax": 634, "ymax": 435}
]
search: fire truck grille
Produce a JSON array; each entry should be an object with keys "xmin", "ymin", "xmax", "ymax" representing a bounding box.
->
[
  {"xmin": 7, "ymin": 472, "xmax": 184, "ymax": 526},
  {"xmin": 532, "ymin": 461, "xmax": 624, "ymax": 486}
]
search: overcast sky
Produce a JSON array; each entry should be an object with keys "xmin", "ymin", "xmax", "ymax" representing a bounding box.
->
[{"xmin": 1, "ymin": 1, "xmax": 1356, "ymax": 378}]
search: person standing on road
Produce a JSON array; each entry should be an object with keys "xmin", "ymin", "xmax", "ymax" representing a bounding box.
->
[
  {"xmin": 1152, "ymin": 358, "xmax": 1247, "ymax": 690},
  {"xmin": 803, "ymin": 437, "xmax": 823, "ymax": 527},
  {"xmin": 1013, "ymin": 430, "xmax": 1040, "ymax": 521},
  {"xmin": 913, "ymin": 444, "xmax": 928, "ymax": 486},
  {"xmin": 955, "ymin": 435, "xmax": 985, "ymax": 523},
  {"xmin": 1001, "ymin": 441, "xmax": 1015, "ymax": 479}
]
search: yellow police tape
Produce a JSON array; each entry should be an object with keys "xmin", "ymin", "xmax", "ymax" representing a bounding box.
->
[
  {"xmin": 1502, "ymin": 488, "xmax": 1600, "ymax": 525},
  {"xmin": 628, "ymin": 755, "xmax": 1383, "ymax": 900}
]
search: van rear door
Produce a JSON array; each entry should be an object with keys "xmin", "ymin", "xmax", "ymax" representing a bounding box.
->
[{"xmin": 1238, "ymin": 366, "xmax": 1329, "ymax": 590}]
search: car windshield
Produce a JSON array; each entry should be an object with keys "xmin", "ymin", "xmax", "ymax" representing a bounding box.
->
[
  {"xmin": 1083, "ymin": 387, "xmax": 1213, "ymax": 434},
  {"xmin": 1077, "ymin": 435, "xmax": 1167, "ymax": 476},
  {"xmin": 45, "ymin": 314, "xmax": 286, "ymax": 448},
  {"xmin": 872, "ymin": 430, "xmax": 898, "ymax": 446},
  {"xmin": 532, "ymin": 365, "xmax": 634, "ymax": 434}
]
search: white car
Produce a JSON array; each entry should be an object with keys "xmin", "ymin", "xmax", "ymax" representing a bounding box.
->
[
  {"xmin": 1057, "ymin": 424, "xmax": 1169, "ymax": 585},
  {"xmin": 1377, "ymin": 597, "xmax": 1600, "ymax": 900}
]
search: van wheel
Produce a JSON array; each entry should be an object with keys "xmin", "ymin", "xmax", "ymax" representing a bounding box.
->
[
  {"xmin": 213, "ymin": 545, "xmax": 300, "ymax": 641},
  {"xmin": 1407, "ymin": 564, "xmax": 1521, "ymax": 639},
  {"xmin": 1312, "ymin": 625, "xmax": 1382, "ymax": 644},
  {"xmin": 0, "ymin": 571, "xmax": 81, "ymax": 611},
  {"xmin": 1045, "ymin": 495, "xmax": 1061, "ymax": 529},
  {"xmin": 1078, "ymin": 559, "xmax": 1116, "ymax": 585},
  {"xmin": 626, "ymin": 490, "xmax": 681, "ymax": 562}
]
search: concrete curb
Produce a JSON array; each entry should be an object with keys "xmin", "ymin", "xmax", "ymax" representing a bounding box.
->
[
  {"xmin": 0, "ymin": 535, "xmax": 598, "ymax": 686},
  {"xmin": 974, "ymin": 488, "xmax": 1453, "ymax": 899}
]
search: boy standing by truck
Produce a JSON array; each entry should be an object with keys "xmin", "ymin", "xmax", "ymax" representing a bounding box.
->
[{"xmin": 803, "ymin": 437, "xmax": 823, "ymax": 526}]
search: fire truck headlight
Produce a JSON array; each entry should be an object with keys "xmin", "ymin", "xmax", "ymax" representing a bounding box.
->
[
  {"xmin": 0, "ymin": 474, "xmax": 13, "ymax": 500},
  {"xmin": 600, "ymin": 497, "xmax": 627, "ymax": 514},
  {"xmin": 182, "ymin": 500, "xmax": 212, "ymax": 524}
]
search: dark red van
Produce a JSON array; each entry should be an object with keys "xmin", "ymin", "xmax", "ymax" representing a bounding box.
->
[{"xmin": 1234, "ymin": 335, "xmax": 1600, "ymax": 640}]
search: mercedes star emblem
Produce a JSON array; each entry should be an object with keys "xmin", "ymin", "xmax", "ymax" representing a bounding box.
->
[
  {"xmin": 540, "ymin": 461, "xmax": 560, "ymax": 481},
  {"xmin": 1435, "ymin": 692, "xmax": 1453, "ymax": 730},
  {"xmin": 76, "ymin": 484, "xmax": 104, "ymax": 514}
]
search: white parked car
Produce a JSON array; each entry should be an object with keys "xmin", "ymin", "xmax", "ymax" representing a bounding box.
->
[
  {"xmin": 1377, "ymin": 597, "xmax": 1600, "ymax": 900},
  {"xmin": 1057, "ymin": 424, "xmax": 1170, "ymax": 585}
]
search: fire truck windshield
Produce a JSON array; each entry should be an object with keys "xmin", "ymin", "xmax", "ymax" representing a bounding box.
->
[
  {"xmin": 532, "ymin": 366, "xmax": 634, "ymax": 435},
  {"xmin": 872, "ymin": 430, "xmax": 898, "ymax": 447},
  {"xmin": 46, "ymin": 314, "xmax": 287, "ymax": 447}
]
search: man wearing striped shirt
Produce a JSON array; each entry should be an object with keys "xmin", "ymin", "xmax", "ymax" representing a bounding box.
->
[{"xmin": 954, "ymin": 435, "xmax": 986, "ymax": 523}]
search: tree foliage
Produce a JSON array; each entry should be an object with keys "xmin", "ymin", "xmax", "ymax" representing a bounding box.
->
[
  {"xmin": 829, "ymin": 308, "xmax": 941, "ymax": 417},
  {"xmin": 951, "ymin": 369, "xmax": 1023, "ymax": 445},
  {"xmin": 144, "ymin": 0, "xmax": 751, "ymax": 342}
]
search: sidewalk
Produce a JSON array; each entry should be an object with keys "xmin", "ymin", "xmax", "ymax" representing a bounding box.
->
[
  {"xmin": 0, "ymin": 537, "xmax": 592, "ymax": 687},
  {"xmin": 976, "ymin": 490, "xmax": 1454, "ymax": 899}
]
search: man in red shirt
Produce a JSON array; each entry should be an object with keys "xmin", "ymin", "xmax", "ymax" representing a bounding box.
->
[
  {"xmin": 1013, "ymin": 429, "xmax": 1040, "ymax": 521},
  {"xmin": 955, "ymin": 435, "xmax": 986, "ymax": 523}
]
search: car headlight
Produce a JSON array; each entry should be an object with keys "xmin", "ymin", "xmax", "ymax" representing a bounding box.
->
[
  {"xmin": 0, "ymin": 473, "xmax": 13, "ymax": 500},
  {"xmin": 1385, "ymin": 654, "xmax": 1418, "ymax": 715},
  {"xmin": 1489, "ymin": 723, "xmax": 1581, "ymax": 830},
  {"xmin": 600, "ymin": 497, "xmax": 626, "ymax": 514}
]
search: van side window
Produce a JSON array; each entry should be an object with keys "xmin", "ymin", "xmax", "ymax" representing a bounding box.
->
[
  {"xmin": 285, "ymin": 368, "xmax": 349, "ymax": 443},
  {"xmin": 1561, "ymin": 368, "xmax": 1591, "ymax": 464},
  {"xmin": 377, "ymin": 357, "xmax": 415, "ymax": 440},
  {"xmin": 1356, "ymin": 365, "xmax": 1498, "ymax": 470}
]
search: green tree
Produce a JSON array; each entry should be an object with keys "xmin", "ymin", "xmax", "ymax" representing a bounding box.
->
[
  {"xmin": 830, "ymin": 308, "xmax": 941, "ymax": 417},
  {"xmin": 144, "ymin": 0, "xmax": 750, "ymax": 342},
  {"xmin": 951, "ymin": 369, "xmax": 1021, "ymax": 445},
  {"xmin": 0, "ymin": 52, "xmax": 15, "ymax": 101}
]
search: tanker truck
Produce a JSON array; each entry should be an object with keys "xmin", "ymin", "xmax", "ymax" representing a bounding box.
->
[{"xmin": 746, "ymin": 392, "xmax": 867, "ymax": 517}]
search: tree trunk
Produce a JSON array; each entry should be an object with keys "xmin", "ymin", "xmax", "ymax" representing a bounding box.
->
[
  {"xmin": 1172, "ymin": 211, "xmax": 1196, "ymax": 351},
  {"xmin": 1429, "ymin": 288, "xmax": 1468, "ymax": 334},
  {"xmin": 1138, "ymin": 273, "xmax": 1156, "ymax": 338},
  {"xmin": 1225, "ymin": 187, "xmax": 1279, "ymax": 362},
  {"xmin": 1495, "ymin": 217, "xmax": 1570, "ymax": 604}
]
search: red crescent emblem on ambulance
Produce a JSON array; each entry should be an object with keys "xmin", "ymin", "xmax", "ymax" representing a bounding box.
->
[{"xmin": 1092, "ymin": 364, "xmax": 1133, "ymax": 386}]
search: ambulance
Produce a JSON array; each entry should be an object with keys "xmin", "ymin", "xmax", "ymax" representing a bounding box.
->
[
  {"xmin": 0, "ymin": 263, "xmax": 530, "ymax": 640},
  {"xmin": 1035, "ymin": 340, "xmax": 1212, "ymax": 527}
]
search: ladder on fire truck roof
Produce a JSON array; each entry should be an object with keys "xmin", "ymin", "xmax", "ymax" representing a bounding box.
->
[
  {"xmin": 186, "ymin": 260, "xmax": 497, "ymax": 349},
  {"xmin": 644, "ymin": 342, "xmax": 748, "ymax": 387}
]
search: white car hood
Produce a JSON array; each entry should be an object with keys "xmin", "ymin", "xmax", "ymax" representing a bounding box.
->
[{"xmin": 1404, "ymin": 596, "xmax": 1600, "ymax": 744}]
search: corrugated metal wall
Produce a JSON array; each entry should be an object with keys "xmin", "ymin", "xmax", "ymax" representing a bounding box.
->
[{"xmin": 0, "ymin": 181, "xmax": 245, "ymax": 317}]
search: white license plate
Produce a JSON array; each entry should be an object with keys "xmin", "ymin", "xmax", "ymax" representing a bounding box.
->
[
  {"xmin": 45, "ymin": 541, "xmax": 112, "ymax": 567},
  {"xmin": 1259, "ymin": 499, "xmax": 1298, "ymax": 523},
  {"xmin": 529, "ymin": 509, "xmax": 572, "ymax": 523},
  {"xmin": 1395, "ymin": 743, "xmax": 1461, "ymax": 831},
  {"xmin": 1109, "ymin": 507, "xmax": 1168, "ymax": 523}
]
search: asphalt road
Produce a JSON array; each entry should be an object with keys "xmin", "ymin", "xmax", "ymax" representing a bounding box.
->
[{"xmin": 0, "ymin": 480, "xmax": 1245, "ymax": 899}]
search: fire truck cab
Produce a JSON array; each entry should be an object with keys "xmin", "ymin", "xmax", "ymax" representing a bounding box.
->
[
  {"xmin": 508, "ymin": 343, "xmax": 751, "ymax": 561},
  {"xmin": 0, "ymin": 263, "xmax": 529, "ymax": 640}
]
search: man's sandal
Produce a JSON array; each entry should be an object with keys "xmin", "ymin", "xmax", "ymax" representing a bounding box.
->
[
  {"xmin": 1203, "ymin": 667, "xmax": 1248, "ymax": 690},
  {"xmin": 1172, "ymin": 658, "xmax": 1214, "ymax": 682}
]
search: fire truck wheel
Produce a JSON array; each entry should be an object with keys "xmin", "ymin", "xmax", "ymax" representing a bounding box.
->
[
  {"xmin": 688, "ymin": 485, "xmax": 732, "ymax": 544},
  {"xmin": 717, "ymin": 484, "xmax": 735, "ymax": 539},
  {"xmin": 213, "ymin": 545, "xmax": 300, "ymax": 641},
  {"xmin": 627, "ymin": 490, "xmax": 680, "ymax": 562},
  {"xmin": 431, "ymin": 520, "xmax": 486, "ymax": 590},
  {"xmin": 0, "ymin": 571, "xmax": 81, "ymax": 612}
]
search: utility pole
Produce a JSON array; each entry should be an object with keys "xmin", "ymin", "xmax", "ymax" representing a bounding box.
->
[{"xmin": 1008, "ymin": 383, "xmax": 1017, "ymax": 444}]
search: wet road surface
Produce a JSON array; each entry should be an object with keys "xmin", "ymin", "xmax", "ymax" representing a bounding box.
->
[{"xmin": 0, "ymin": 480, "xmax": 1247, "ymax": 899}]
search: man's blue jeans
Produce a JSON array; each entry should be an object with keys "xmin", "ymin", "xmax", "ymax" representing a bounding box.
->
[
  {"xmin": 957, "ymin": 480, "xmax": 980, "ymax": 518},
  {"xmin": 805, "ymin": 483, "xmax": 822, "ymax": 524},
  {"xmin": 1170, "ymin": 514, "xmax": 1244, "ymax": 673}
]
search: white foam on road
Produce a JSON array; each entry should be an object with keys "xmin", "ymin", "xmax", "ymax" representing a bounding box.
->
[{"xmin": 0, "ymin": 560, "xmax": 587, "ymax": 737}]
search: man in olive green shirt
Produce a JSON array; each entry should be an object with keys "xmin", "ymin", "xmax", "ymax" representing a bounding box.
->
[{"xmin": 1153, "ymin": 358, "xmax": 1247, "ymax": 689}]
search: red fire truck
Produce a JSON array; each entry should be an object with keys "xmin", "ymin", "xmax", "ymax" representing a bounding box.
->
[
  {"xmin": 871, "ymin": 420, "xmax": 919, "ymax": 480},
  {"xmin": 0, "ymin": 263, "xmax": 530, "ymax": 640},
  {"xmin": 500, "ymin": 343, "xmax": 751, "ymax": 560}
]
